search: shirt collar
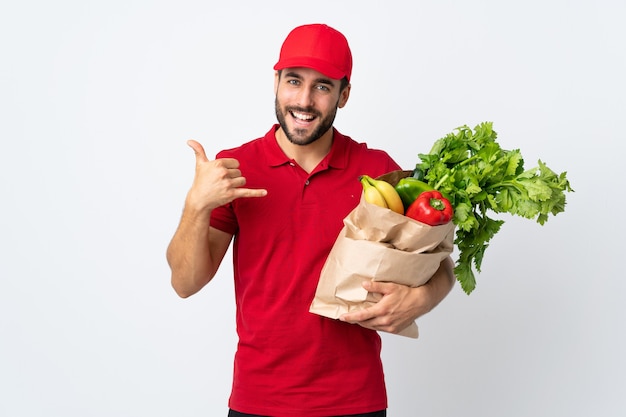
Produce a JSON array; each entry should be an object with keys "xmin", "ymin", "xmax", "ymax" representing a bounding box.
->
[{"xmin": 263, "ymin": 124, "xmax": 348, "ymax": 170}]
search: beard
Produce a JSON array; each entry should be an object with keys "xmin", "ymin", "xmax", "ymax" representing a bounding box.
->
[{"xmin": 274, "ymin": 97, "xmax": 339, "ymax": 146}]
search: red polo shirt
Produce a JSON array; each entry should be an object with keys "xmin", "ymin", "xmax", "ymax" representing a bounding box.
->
[{"xmin": 210, "ymin": 125, "xmax": 401, "ymax": 417}]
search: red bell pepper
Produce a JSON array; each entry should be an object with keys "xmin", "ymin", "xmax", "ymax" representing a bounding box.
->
[{"xmin": 405, "ymin": 190, "xmax": 454, "ymax": 226}]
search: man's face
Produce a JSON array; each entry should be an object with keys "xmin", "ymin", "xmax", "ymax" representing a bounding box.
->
[{"xmin": 274, "ymin": 68, "xmax": 350, "ymax": 146}]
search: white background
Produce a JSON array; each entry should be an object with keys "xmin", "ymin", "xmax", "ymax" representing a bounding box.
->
[{"xmin": 1, "ymin": 1, "xmax": 624, "ymax": 416}]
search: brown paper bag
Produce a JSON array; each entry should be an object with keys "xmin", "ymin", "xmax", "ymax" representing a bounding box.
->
[{"xmin": 309, "ymin": 170, "xmax": 455, "ymax": 338}]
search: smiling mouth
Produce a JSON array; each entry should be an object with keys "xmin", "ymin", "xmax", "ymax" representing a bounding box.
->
[{"xmin": 290, "ymin": 110, "xmax": 317, "ymax": 123}]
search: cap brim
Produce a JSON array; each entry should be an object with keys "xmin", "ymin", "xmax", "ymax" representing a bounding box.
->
[{"xmin": 273, "ymin": 57, "xmax": 346, "ymax": 80}]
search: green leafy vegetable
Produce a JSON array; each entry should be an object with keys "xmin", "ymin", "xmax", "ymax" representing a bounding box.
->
[{"xmin": 415, "ymin": 122, "xmax": 573, "ymax": 294}]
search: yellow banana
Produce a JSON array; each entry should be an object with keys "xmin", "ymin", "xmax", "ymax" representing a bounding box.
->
[
  {"xmin": 362, "ymin": 175, "xmax": 404, "ymax": 214},
  {"xmin": 360, "ymin": 176, "xmax": 388, "ymax": 208}
]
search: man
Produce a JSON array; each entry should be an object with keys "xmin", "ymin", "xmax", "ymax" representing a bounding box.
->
[{"xmin": 166, "ymin": 23, "xmax": 455, "ymax": 417}]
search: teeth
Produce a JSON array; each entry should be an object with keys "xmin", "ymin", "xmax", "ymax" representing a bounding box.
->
[{"xmin": 292, "ymin": 111, "xmax": 314, "ymax": 121}]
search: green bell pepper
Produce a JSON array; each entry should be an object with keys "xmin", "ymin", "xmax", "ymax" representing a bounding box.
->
[{"xmin": 394, "ymin": 177, "xmax": 434, "ymax": 210}]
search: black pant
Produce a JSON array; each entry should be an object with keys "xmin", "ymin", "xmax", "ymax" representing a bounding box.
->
[{"xmin": 228, "ymin": 409, "xmax": 386, "ymax": 417}]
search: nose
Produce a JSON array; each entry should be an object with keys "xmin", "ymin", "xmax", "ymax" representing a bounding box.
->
[{"xmin": 295, "ymin": 86, "xmax": 315, "ymax": 108}]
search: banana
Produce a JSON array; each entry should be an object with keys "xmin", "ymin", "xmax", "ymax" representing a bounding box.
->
[
  {"xmin": 360, "ymin": 176, "xmax": 388, "ymax": 208},
  {"xmin": 362, "ymin": 175, "xmax": 405, "ymax": 214}
]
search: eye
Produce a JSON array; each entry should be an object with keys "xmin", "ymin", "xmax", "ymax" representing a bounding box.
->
[
  {"xmin": 287, "ymin": 79, "xmax": 300, "ymax": 86},
  {"xmin": 316, "ymin": 84, "xmax": 331, "ymax": 92}
]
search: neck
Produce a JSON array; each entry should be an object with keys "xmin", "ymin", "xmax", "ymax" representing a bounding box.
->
[{"xmin": 275, "ymin": 127, "xmax": 334, "ymax": 173}]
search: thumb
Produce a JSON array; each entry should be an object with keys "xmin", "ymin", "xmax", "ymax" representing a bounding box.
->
[{"xmin": 187, "ymin": 139, "xmax": 209, "ymax": 164}]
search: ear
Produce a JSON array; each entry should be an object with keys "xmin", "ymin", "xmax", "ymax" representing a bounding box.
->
[{"xmin": 337, "ymin": 84, "xmax": 351, "ymax": 109}]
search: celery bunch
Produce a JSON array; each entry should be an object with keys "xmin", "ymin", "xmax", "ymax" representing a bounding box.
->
[{"xmin": 415, "ymin": 122, "xmax": 573, "ymax": 294}]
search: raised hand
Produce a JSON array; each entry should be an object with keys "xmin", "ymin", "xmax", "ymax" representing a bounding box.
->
[{"xmin": 185, "ymin": 140, "xmax": 267, "ymax": 213}]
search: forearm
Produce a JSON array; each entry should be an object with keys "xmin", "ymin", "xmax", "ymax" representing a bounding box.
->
[
  {"xmin": 420, "ymin": 256, "xmax": 456, "ymax": 314},
  {"xmin": 166, "ymin": 205, "xmax": 217, "ymax": 298}
]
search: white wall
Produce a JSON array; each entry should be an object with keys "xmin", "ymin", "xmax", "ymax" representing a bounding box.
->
[{"xmin": 1, "ymin": 1, "xmax": 624, "ymax": 416}]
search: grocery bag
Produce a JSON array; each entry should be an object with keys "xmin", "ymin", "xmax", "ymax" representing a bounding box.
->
[{"xmin": 309, "ymin": 171, "xmax": 455, "ymax": 338}]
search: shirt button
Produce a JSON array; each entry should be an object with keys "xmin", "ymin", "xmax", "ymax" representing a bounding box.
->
[
  {"xmin": 289, "ymin": 162, "xmax": 295, "ymax": 167},
  {"xmin": 305, "ymin": 180, "xmax": 310, "ymax": 186}
]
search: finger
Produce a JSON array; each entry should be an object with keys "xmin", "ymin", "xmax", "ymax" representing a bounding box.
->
[
  {"xmin": 236, "ymin": 187, "xmax": 268, "ymax": 198},
  {"xmin": 215, "ymin": 158, "xmax": 242, "ymax": 173},
  {"xmin": 186, "ymin": 139, "xmax": 209, "ymax": 164},
  {"xmin": 340, "ymin": 306, "xmax": 376, "ymax": 324},
  {"xmin": 363, "ymin": 280, "xmax": 393, "ymax": 295}
]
